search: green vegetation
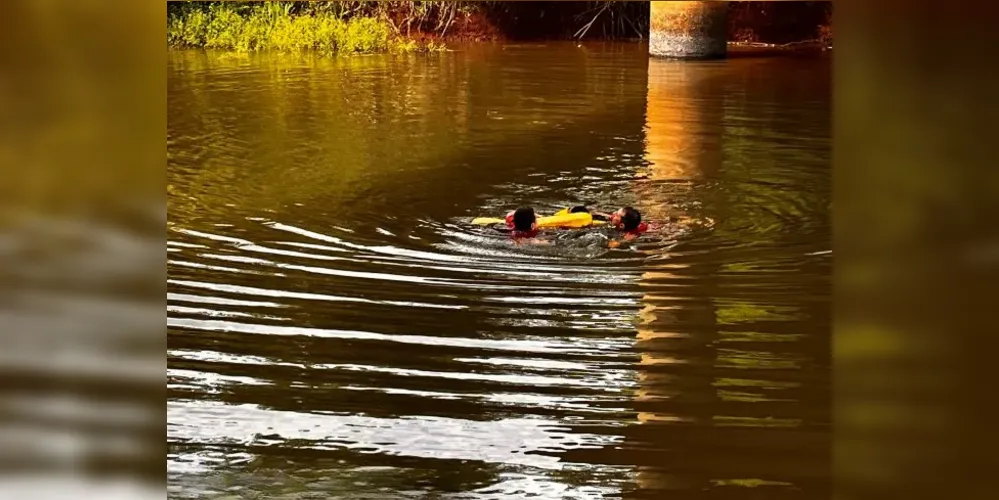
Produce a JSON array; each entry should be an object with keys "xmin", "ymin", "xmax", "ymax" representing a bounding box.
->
[
  {"xmin": 166, "ymin": 2, "xmax": 448, "ymax": 54},
  {"xmin": 166, "ymin": 1, "xmax": 833, "ymax": 53}
]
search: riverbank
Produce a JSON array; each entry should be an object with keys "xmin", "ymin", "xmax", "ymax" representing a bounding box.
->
[
  {"xmin": 166, "ymin": 2, "xmax": 831, "ymax": 55},
  {"xmin": 166, "ymin": 2, "xmax": 458, "ymax": 54}
]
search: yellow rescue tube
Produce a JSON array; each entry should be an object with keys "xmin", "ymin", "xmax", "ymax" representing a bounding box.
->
[
  {"xmin": 536, "ymin": 212, "xmax": 593, "ymax": 228},
  {"xmin": 471, "ymin": 217, "xmax": 506, "ymax": 225},
  {"xmin": 470, "ymin": 210, "xmax": 605, "ymax": 227},
  {"xmin": 546, "ymin": 208, "xmax": 606, "ymax": 226}
]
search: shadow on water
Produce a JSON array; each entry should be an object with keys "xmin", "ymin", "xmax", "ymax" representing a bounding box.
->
[{"xmin": 167, "ymin": 43, "xmax": 830, "ymax": 499}]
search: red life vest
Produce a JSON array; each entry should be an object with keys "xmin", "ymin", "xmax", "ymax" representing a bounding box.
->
[{"xmin": 624, "ymin": 221, "xmax": 649, "ymax": 236}]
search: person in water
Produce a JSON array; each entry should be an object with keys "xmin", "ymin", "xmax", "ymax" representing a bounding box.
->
[
  {"xmin": 506, "ymin": 207, "xmax": 549, "ymax": 244},
  {"xmin": 611, "ymin": 207, "xmax": 646, "ymax": 234},
  {"xmin": 565, "ymin": 205, "xmax": 647, "ymax": 247},
  {"xmin": 499, "ymin": 205, "xmax": 644, "ymax": 246},
  {"xmin": 570, "ymin": 206, "xmax": 646, "ymax": 234},
  {"xmin": 510, "ymin": 207, "xmax": 537, "ymax": 234}
]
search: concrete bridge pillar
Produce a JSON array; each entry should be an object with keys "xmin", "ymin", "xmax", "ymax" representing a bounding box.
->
[{"xmin": 649, "ymin": 1, "xmax": 728, "ymax": 59}]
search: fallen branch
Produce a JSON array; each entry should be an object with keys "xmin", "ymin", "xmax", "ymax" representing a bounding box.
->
[
  {"xmin": 573, "ymin": 1, "xmax": 610, "ymax": 39},
  {"xmin": 728, "ymin": 38, "xmax": 830, "ymax": 49},
  {"xmin": 441, "ymin": 3, "xmax": 458, "ymax": 38},
  {"xmin": 624, "ymin": 7, "xmax": 644, "ymax": 39}
]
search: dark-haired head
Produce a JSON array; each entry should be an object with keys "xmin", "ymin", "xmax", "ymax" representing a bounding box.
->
[
  {"xmin": 618, "ymin": 206, "xmax": 641, "ymax": 231},
  {"xmin": 569, "ymin": 206, "xmax": 590, "ymax": 214},
  {"xmin": 512, "ymin": 207, "xmax": 537, "ymax": 232}
]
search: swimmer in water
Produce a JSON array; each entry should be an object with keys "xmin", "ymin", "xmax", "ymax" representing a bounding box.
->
[
  {"xmin": 568, "ymin": 206, "xmax": 647, "ymax": 248},
  {"xmin": 506, "ymin": 207, "xmax": 549, "ymax": 245},
  {"xmin": 575, "ymin": 206, "xmax": 646, "ymax": 233},
  {"xmin": 611, "ymin": 207, "xmax": 646, "ymax": 235}
]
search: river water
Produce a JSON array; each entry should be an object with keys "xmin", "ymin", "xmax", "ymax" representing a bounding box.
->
[{"xmin": 167, "ymin": 43, "xmax": 830, "ymax": 499}]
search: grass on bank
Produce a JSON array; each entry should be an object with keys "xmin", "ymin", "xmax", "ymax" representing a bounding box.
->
[{"xmin": 166, "ymin": 2, "xmax": 446, "ymax": 54}]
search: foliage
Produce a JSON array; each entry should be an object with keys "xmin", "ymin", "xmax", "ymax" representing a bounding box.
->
[
  {"xmin": 166, "ymin": 2, "xmax": 451, "ymax": 54},
  {"xmin": 165, "ymin": 1, "xmax": 833, "ymax": 49},
  {"xmin": 571, "ymin": 1, "xmax": 649, "ymax": 40},
  {"xmin": 817, "ymin": 9, "xmax": 833, "ymax": 46},
  {"xmin": 481, "ymin": 1, "xmax": 649, "ymax": 40},
  {"xmin": 727, "ymin": 1, "xmax": 832, "ymax": 45}
]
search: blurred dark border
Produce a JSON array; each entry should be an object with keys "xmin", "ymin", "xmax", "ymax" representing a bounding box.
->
[
  {"xmin": 835, "ymin": 0, "xmax": 997, "ymax": 498},
  {"xmin": 0, "ymin": 0, "xmax": 165, "ymax": 495},
  {"xmin": 1, "ymin": 0, "xmax": 994, "ymax": 497}
]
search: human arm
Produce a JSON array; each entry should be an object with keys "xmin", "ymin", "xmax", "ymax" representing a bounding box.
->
[{"xmin": 590, "ymin": 211, "xmax": 613, "ymax": 222}]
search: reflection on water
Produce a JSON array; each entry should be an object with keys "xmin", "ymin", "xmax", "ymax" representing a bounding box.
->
[{"xmin": 168, "ymin": 44, "xmax": 830, "ymax": 499}]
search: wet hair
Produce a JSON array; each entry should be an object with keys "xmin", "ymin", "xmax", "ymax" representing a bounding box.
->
[
  {"xmin": 569, "ymin": 206, "xmax": 590, "ymax": 214},
  {"xmin": 512, "ymin": 207, "xmax": 536, "ymax": 232},
  {"xmin": 620, "ymin": 206, "xmax": 642, "ymax": 231}
]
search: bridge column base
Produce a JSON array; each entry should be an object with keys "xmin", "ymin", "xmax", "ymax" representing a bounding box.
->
[{"xmin": 649, "ymin": 1, "xmax": 728, "ymax": 59}]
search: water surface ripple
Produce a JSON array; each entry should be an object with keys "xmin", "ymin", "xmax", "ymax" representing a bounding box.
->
[{"xmin": 168, "ymin": 44, "xmax": 830, "ymax": 499}]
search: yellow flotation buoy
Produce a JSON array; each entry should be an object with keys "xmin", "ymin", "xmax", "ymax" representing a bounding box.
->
[
  {"xmin": 537, "ymin": 212, "xmax": 595, "ymax": 228},
  {"xmin": 471, "ymin": 209, "xmax": 604, "ymax": 228},
  {"xmin": 471, "ymin": 217, "xmax": 506, "ymax": 225}
]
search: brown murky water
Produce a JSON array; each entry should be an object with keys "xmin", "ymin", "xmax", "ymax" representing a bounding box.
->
[{"xmin": 168, "ymin": 43, "xmax": 830, "ymax": 499}]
